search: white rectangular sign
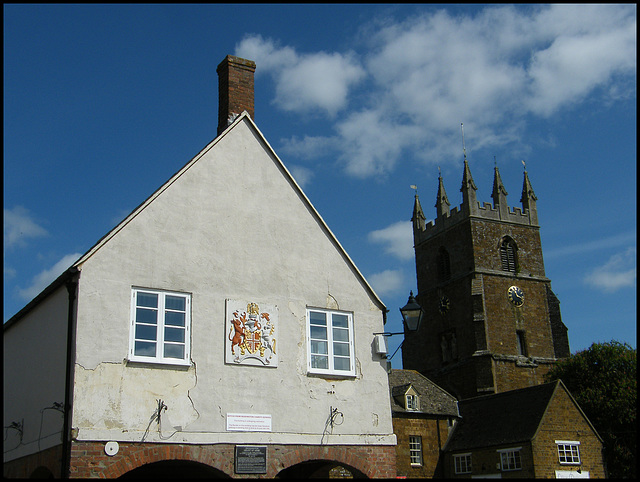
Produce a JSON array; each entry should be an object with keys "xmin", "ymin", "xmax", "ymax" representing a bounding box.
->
[{"xmin": 227, "ymin": 413, "xmax": 272, "ymax": 432}]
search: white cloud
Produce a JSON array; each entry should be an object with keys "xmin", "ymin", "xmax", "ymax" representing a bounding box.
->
[
  {"xmin": 368, "ymin": 221, "xmax": 414, "ymax": 261},
  {"xmin": 18, "ymin": 253, "xmax": 82, "ymax": 302},
  {"xmin": 288, "ymin": 165, "xmax": 314, "ymax": 188},
  {"xmin": 4, "ymin": 206, "xmax": 48, "ymax": 249},
  {"xmin": 584, "ymin": 247, "xmax": 636, "ymax": 293},
  {"xmin": 279, "ymin": 135, "xmax": 338, "ymax": 160},
  {"xmin": 526, "ymin": 18, "xmax": 637, "ymax": 116},
  {"xmin": 240, "ymin": 5, "xmax": 636, "ymax": 178},
  {"xmin": 368, "ymin": 269, "xmax": 405, "ymax": 296},
  {"xmin": 276, "ymin": 52, "xmax": 365, "ymax": 116},
  {"xmin": 236, "ymin": 35, "xmax": 365, "ymax": 117},
  {"xmin": 545, "ymin": 232, "xmax": 637, "ymax": 259},
  {"xmin": 234, "ymin": 34, "xmax": 297, "ymax": 73}
]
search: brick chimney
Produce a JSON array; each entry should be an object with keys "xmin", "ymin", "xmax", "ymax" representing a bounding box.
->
[{"xmin": 216, "ymin": 55, "xmax": 256, "ymax": 136}]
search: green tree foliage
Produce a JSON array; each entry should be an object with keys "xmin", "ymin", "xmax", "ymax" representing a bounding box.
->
[{"xmin": 545, "ymin": 341, "xmax": 636, "ymax": 478}]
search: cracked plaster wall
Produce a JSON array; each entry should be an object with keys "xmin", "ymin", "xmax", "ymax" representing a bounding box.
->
[{"xmin": 71, "ymin": 120, "xmax": 394, "ymax": 445}]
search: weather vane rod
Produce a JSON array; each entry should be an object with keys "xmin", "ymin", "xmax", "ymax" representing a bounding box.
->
[{"xmin": 461, "ymin": 123, "xmax": 467, "ymax": 161}]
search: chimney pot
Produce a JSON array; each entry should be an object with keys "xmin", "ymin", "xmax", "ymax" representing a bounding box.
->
[{"xmin": 216, "ymin": 55, "xmax": 256, "ymax": 135}]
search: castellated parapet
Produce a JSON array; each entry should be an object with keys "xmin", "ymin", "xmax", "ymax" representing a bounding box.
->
[
  {"xmin": 413, "ymin": 162, "xmax": 539, "ymax": 247},
  {"xmin": 416, "ymin": 200, "xmax": 537, "ymax": 245}
]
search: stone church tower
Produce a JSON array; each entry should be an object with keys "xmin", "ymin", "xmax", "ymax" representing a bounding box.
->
[{"xmin": 402, "ymin": 159, "xmax": 570, "ymax": 400}]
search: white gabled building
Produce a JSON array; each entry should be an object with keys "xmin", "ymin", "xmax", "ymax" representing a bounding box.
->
[{"xmin": 3, "ymin": 55, "xmax": 397, "ymax": 479}]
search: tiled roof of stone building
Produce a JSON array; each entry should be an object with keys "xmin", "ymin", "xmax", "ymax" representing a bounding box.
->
[
  {"xmin": 388, "ymin": 369, "xmax": 459, "ymax": 417},
  {"xmin": 443, "ymin": 380, "xmax": 559, "ymax": 452}
]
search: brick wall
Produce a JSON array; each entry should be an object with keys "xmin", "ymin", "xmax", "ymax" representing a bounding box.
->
[
  {"xmin": 217, "ymin": 55, "xmax": 256, "ymax": 135},
  {"xmin": 392, "ymin": 415, "xmax": 451, "ymax": 478},
  {"xmin": 531, "ymin": 387, "xmax": 606, "ymax": 478},
  {"xmin": 67, "ymin": 441, "xmax": 396, "ymax": 478},
  {"xmin": 443, "ymin": 443, "xmax": 536, "ymax": 478}
]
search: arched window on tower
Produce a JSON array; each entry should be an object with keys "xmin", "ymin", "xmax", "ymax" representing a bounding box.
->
[
  {"xmin": 437, "ymin": 247, "xmax": 451, "ymax": 282},
  {"xmin": 500, "ymin": 237, "xmax": 518, "ymax": 273}
]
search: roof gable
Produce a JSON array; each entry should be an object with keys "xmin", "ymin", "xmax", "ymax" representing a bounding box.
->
[
  {"xmin": 83, "ymin": 113, "xmax": 383, "ymax": 314},
  {"xmin": 444, "ymin": 381, "xmax": 558, "ymax": 452},
  {"xmin": 533, "ymin": 379, "xmax": 604, "ymax": 444},
  {"xmin": 7, "ymin": 112, "xmax": 385, "ymax": 326},
  {"xmin": 388, "ymin": 369, "xmax": 459, "ymax": 417}
]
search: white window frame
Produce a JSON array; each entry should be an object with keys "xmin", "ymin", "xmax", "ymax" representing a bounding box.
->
[
  {"xmin": 306, "ymin": 308, "xmax": 355, "ymax": 377},
  {"xmin": 498, "ymin": 447, "xmax": 522, "ymax": 471},
  {"xmin": 406, "ymin": 394, "xmax": 419, "ymax": 411},
  {"xmin": 409, "ymin": 435, "xmax": 423, "ymax": 466},
  {"xmin": 129, "ymin": 288, "xmax": 191, "ymax": 366},
  {"xmin": 454, "ymin": 453, "xmax": 472, "ymax": 474},
  {"xmin": 556, "ymin": 440, "xmax": 581, "ymax": 465}
]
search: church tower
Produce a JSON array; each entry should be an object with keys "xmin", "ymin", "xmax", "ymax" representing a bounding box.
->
[{"xmin": 402, "ymin": 159, "xmax": 569, "ymax": 400}]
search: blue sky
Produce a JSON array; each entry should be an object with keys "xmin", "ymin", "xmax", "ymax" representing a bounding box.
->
[{"xmin": 4, "ymin": 4, "xmax": 636, "ymax": 367}]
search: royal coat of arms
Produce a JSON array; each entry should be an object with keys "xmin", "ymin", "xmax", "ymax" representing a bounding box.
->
[{"xmin": 225, "ymin": 300, "xmax": 278, "ymax": 367}]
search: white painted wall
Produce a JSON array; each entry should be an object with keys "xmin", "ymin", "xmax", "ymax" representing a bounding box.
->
[
  {"xmin": 3, "ymin": 285, "xmax": 69, "ymax": 462},
  {"xmin": 71, "ymin": 117, "xmax": 395, "ymax": 446}
]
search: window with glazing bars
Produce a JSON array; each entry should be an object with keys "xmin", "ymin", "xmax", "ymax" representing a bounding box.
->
[
  {"xmin": 129, "ymin": 288, "xmax": 191, "ymax": 366},
  {"xmin": 557, "ymin": 441, "xmax": 581, "ymax": 464},
  {"xmin": 307, "ymin": 309, "xmax": 355, "ymax": 376},
  {"xmin": 409, "ymin": 436, "xmax": 423, "ymax": 466}
]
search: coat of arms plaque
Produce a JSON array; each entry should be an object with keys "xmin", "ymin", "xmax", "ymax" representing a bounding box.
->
[{"xmin": 225, "ymin": 299, "xmax": 278, "ymax": 367}]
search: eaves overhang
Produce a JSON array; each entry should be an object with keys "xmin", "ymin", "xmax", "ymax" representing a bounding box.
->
[{"xmin": 3, "ymin": 266, "xmax": 79, "ymax": 332}]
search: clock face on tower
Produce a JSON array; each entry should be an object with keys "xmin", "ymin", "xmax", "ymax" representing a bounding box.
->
[
  {"xmin": 439, "ymin": 295, "xmax": 450, "ymax": 314},
  {"xmin": 507, "ymin": 286, "xmax": 525, "ymax": 307}
]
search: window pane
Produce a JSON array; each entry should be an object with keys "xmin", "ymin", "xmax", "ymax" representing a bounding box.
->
[
  {"xmin": 135, "ymin": 341, "xmax": 156, "ymax": 357},
  {"xmin": 409, "ymin": 436, "xmax": 422, "ymax": 465},
  {"xmin": 164, "ymin": 343, "xmax": 184, "ymax": 359},
  {"xmin": 135, "ymin": 324, "xmax": 157, "ymax": 341},
  {"xmin": 165, "ymin": 311, "xmax": 185, "ymax": 327},
  {"xmin": 333, "ymin": 327, "xmax": 349, "ymax": 342},
  {"xmin": 311, "ymin": 354, "xmax": 329, "ymax": 369},
  {"xmin": 333, "ymin": 342, "xmax": 350, "ymax": 356},
  {"xmin": 137, "ymin": 292, "xmax": 158, "ymax": 308},
  {"xmin": 165, "ymin": 295, "xmax": 185, "ymax": 311},
  {"xmin": 165, "ymin": 327, "xmax": 185, "ymax": 343},
  {"xmin": 332, "ymin": 314, "xmax": 348, "ymax": 328},
  {"xmin": 310, "ymin": 326, "xmax": 327, "ymax": 340},
  {"xmin": 334, "ymin": 357, "xmax": 350, "ymax": 371},
  {"xmin": 311, "ymin": 340, "xmax": 328, "ymax": 355},
  {"xmin": 136, "ymin": 307, "xmax": 157, "ymax": 324},
  {"xmin": 309, "ymin": 311, "xmax": 326, "ymax": 325}
]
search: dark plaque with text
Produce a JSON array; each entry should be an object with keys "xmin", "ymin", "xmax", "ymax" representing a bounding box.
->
[{"xmin": 235, "ymin": 445, "xmax": 267, "ymax": 474}]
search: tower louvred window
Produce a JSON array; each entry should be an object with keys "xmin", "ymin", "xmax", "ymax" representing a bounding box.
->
[
  {"xmin": 438, "ymin": 247, "xmax": 451, "ymax": 281},
  {"xmin": 500, "ymin": 238, "xmax": 517, "ymax": 273}
]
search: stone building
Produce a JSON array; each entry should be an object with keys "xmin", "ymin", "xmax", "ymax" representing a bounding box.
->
[
  {"xmin": 3, "ymin": 56, "xmax": 396, "ymax": 479},
  {"xmin": 388, "ymin": 369, "xmax": 459, "ymax": 478},
  {"xmin": 441, "ymin": 380, "xmax": 605, "ymax": 478},
  {"xmin": 402, "ymin": 158, "xmax": 570, "ymax": 400}
]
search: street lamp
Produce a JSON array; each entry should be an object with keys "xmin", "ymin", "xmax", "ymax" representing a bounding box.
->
[
  {"xmin": 373, "ymin": 291, "xmax": 424, "ymax": 361},
  {"xmin": 400, "ymin": 291, "xmax": 423, "ymax": 333}
]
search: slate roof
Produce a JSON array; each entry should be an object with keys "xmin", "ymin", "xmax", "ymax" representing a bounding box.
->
[
  {"xmin": 443, "ymin": 380, "xmax": 559, "ymax": 452},
  {"xmin": 388, "ymin": 369, "xmax": 459, "ymax": 417}
]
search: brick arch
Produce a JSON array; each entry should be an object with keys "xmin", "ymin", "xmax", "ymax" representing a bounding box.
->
[
  {"xmin": 69, "ymin": 441, "xmax": 395, "ymax": 478},
  {"xmin": 273, "ymin": 444, "xmax": 395, "ymax": 479},
  {"xmin": 70, "ymin": 442, "xmax": 233, "ymax": 478}
]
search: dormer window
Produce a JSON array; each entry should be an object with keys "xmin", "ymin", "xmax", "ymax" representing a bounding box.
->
[{"xmin": 406, "ymin": 394, "xmax": 419, "ymax": 411}]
